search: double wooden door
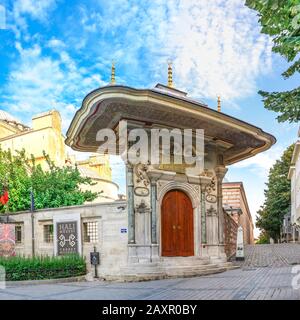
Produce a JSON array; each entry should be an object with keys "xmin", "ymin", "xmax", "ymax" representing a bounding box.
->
[{"xmin": 161, "ymin": 190, "xmax": 194, "ymax": 256}]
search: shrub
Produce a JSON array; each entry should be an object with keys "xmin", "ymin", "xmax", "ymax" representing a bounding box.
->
[{"xmin": 0, "ymin": 254, "xmax": 86, "ymax": 281}]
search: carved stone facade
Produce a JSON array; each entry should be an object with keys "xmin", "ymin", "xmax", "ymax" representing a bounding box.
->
[{"xmin": 124, "ymin": 155, "xmax": 228, "ymax": 271}]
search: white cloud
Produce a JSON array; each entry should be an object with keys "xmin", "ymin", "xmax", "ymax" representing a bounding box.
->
[
  {"xmin": 159, "ymin": 0, "xmax": 273, "ymax": 100},
  {"xmin": 3, "ymin": 42, "xmax": 106, "ymax": 131},
  {"xmin": 231, "ymin": 145, "xmax": 285, "ymax": 178},
  {"xmin": 5, "ymin": 0, "xmax": 275, "ymax": 121},
  {"xmin": 8, "ymin": 0, "xmax": 57, "ymax": 39},
  {"xmin": 47, "ymin": 38, "xmax": 66, "ymax": 49},
  {"xmin": 13, "ymin": 0, "xmax": 56, "ymax": 22},
  {"xmin": 74, "ymin": 0, "xmax": 273, "ymax": 101}
]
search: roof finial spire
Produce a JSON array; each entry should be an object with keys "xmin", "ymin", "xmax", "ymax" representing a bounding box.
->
[
  {"xmin": 217, "ymin": 96, "xmax": 221, "ymax": 112},
  {"xmin": 167, "ymin": 60, "xmax": 173, "ymax": 88},
  {"xmin": 110, "ymin": 60, "xmax": 116, "ymax": 85}
]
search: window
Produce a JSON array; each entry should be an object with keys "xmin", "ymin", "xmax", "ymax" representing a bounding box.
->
[
  {"xmin": 43, "ymin": 224, "xmax": 54, "ymax": 243},
  {"xmin": 15, "ymin": 225, "xmax": 22, "ymax": 244},
  {"xmin": 83, "ymin": 222, "xmax": 98, "ymax": 243}
]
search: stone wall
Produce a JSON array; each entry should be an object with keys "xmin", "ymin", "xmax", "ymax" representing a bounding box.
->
[
  {"xmin": 0, "ymin": 201, "xmax": 128, "ymax": 277},
  {"xmin": 222, "ymin": 182, "xmax": 254, "ymax": 244},
  {"xmin": 224, "ymin": 210, "xmax": 238, "ymax": 258},
  {"xmin": 290, "ymin": 138, "xmax": 300, "ymax": 226}
]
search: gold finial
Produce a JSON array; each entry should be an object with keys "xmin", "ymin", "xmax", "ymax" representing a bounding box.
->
[
  {"xmin": 167, "ymin": 60, "xmax": 173, "ymax": 88},
  {"xmin": 110, "ymin": 61, "xmax": 116, "ymax": 84},
  {"xmin": 217, "ymin": 96, "xmax": 221, "ymax": 112}
]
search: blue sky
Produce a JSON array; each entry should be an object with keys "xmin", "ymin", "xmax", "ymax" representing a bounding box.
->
[{"xmin": 0, "ymin": 0, "xmax": 299, "ymax": 237}]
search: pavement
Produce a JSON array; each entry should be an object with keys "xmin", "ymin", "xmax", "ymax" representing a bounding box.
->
[
  {"xmin": 233, "ymin": 243, "xmax": 300, "ymax": 267},
  {"xmin": 0, "ymin": 244, "xmax": 300, "ymax": 300}
]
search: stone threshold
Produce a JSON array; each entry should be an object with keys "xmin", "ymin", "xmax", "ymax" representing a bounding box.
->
[{"xmin": 100, "ymin": 263, "xmax": 240, "ymax": 282}]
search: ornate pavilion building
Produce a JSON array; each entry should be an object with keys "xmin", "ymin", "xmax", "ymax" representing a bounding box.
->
[{"xmin": 65, "ymin": 65, "xmax": 275, "ymax": 278}]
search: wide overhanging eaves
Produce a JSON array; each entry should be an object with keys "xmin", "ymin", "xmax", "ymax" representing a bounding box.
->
[{"xmin": 65, "ymin": 85, "xmax": 276, "ymax": 165}]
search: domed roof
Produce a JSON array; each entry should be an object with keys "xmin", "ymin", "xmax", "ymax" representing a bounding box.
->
[
  {"xmin": 0, "ymin": 110, "xmax": 23, "ymax": 125},
  {"xmin": 77, "ymin": 166, "xmax": 102, "ymax": 180}
]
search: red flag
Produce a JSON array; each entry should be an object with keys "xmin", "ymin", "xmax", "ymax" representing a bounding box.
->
[{"xmin": 0, "ymin": 190, "xmax": 9, "ymax": 205}]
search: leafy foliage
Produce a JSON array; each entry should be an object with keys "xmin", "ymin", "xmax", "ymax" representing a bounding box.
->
[
  {"xmin": 0, "ymin": 148, "xmax": 98, "ymax": 213},
  {"xmin": 256, "ymin": 144, "xmax": 294, "ymax": 240},
  {"xmin": 256, "ymin": 230, "xmax": 270, "ymax": 244},
  {"xmin": 245, "ymin": 0, "xmax": 300, "ymax": 123},
  {"xmin": 0, "ymin": 254, "xmax": 86, "ymax": 281}
]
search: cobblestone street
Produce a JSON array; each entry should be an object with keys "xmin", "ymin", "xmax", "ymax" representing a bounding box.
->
[
  {"xmin": 233, "ymin": 244, "xmax": 300, "ymax": 267},
  {"xmin": 0, "ymin": 266, "xmax": 299, "ymax": 300},
  {"xmin": 0, "ymin": 244, "xmax": 300, "ymax": 300}
]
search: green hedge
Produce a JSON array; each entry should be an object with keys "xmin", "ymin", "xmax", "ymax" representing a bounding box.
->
[{"xmin": 0, "ymin": 255, "xmax": 86, "ymax": 281}]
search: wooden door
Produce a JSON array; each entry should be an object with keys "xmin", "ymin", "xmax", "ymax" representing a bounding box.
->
[{"xmin": 161, "ymin": 190, "xmax": 194, "ymax": 256}]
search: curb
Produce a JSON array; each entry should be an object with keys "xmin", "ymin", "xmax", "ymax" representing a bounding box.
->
[{"xmin": 5, "ymin": 275, "xmax": 87, "ymax": 287}]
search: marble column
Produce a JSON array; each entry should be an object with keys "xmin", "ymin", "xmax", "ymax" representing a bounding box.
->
[
  {"xmin": 150, "ymin": 181, "xmax": 157, "ymax": 244},
  {"xmin": 200, "ymin": 186, "xmax": 207, "ymax": 244},
  {"xmin": 127, "ymin": 165, "xmax": 135, "ymax": 244},
  {"xmin": 215, "ymin": 165, "xmax": 228, "ymax": 244}
]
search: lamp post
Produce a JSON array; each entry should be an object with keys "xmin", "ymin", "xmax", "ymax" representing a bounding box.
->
[{"xmin": 30, "ymin": 188, "xmax": 35, "ymax": 257}]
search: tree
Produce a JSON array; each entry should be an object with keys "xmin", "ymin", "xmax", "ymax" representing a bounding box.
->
[
  {"xmin": 256, "ymin": 144, "xmax": 294, "ymax": 241},
  {"xmin": 0, "ymin": 148, "xmax": 98, "ymax": 213},
  {"xmin": 256, "ymin": 230, "xmax": 270, "ymax": 244},
  {"xmin": 246, "ymin": 0, "xmax": 300, "ymax": 123}
]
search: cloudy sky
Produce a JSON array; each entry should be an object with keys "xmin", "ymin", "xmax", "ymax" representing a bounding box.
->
[{"xmin": 0, "ymin": 0, "xmax": 299, "ymax": 236}]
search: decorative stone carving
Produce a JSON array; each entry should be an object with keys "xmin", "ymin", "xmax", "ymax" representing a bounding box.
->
[
  {"xmin": 206, "ymin": 205, "xmax": 217, "ymax": 216},
  {"xmin": 205, "ymin": 177, "xmax": 217, "ymax": 203},
  {"xmin": 157, "ymin": 181, "xmax": 200, "ymax": 208},
  {"xmin": 200, "ymin": 169, "xmax": 214, "ymax": 177},
  {"xmin": 156, "ymin": 180, "xmax": 168, "ymax": 195},
  {"xmin": 135, "ymin": 163, "xmax": 150, "ymax": 186},
  {"xmin": 135, "ymin": 200, "xmax": 151, "ymax": 214},
  {"xmin": 134, "ymin": 187, "xmax": 149, "ymax": 196},
  {"xmin": 214, "ymin": 165, "xmax": 228, "ymax": 245},
  {"xmin": 192, "ymin": 185, "xmax": 200, "ymax": 193}
]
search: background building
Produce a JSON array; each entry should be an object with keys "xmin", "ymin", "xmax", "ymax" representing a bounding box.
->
[
  {"xmin": 222, "ymin": 181, "xmax": 254, "ymax": 245},
  {"xmin": 288, "ymin": 127, "xmax": 300, "ymax": 227},
  {"xmin": 281, "ymin": 212, "xmax": 300, "ymax": 243},
  {"xmin": 0, "ymin": 109, "xmax": 118, "ymax": 202}
]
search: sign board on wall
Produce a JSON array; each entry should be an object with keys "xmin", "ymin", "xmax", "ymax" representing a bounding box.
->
[
  {"xmin": 53, "ymin": 213, "xmax": 82, "ymax": 256},
  {"xmin": 57, "ymin": 221, "xmax": 78, "ymax": 255},
  {"xmin": 0, "ymin": 224, "xmax": 15, "ymax": 257}
]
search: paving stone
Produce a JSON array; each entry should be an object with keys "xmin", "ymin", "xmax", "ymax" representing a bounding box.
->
[
  {"xmin": 0, "ymin": 266, "xmax": 298, "ymax": 300},
  {"xmin": 233, "ymin": 244, "xmax": 300, "ymax": 268},
  {"xmin": 1, "ymin": 244, "xmax": 300, "ymax": 300}
]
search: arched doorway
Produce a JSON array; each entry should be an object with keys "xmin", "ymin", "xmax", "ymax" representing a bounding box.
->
[{"xmin": 161, "ymin": 189, "xmax": 194, "ymax": 256}]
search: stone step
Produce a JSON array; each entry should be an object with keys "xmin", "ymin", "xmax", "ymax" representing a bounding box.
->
[
  {"xmin": 165, "ymin": 266, "xmax": 227, "ymax": 277},
  {"xmin": 162, "ymin": 263, "xmax": 219, "ymax": 271},
  {"xmin": 121, "ymin": 263, "xmax": 163, "ymax": 274},
  {"xmin": 163, "ymin": 264, "xmax": 220, "ymax": 273},
  {"xmin": 160, "ymin": 257, "xmax": 211, "ymax": 266},
  {"xmin": 113, "ymin": 266, "xmax": 227, "ymax": 282},
  {"xmin": 221, "ymin": 263, "xmax": 240, "ymax": 270},
  {"xmin": 118, "ymin": 259, "xmax": 232, "ymax": 282}
]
